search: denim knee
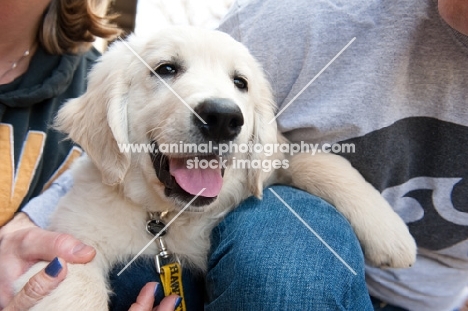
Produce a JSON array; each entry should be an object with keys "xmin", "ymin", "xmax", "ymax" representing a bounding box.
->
[{"xmin": 205, "ymin": 185, "xmax": 372, "ymax": 311}]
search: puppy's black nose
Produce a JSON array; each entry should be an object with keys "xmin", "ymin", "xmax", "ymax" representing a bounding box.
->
[{"xmin": 194, "ymin": 98, "xmax": 244, "ymax": 142}]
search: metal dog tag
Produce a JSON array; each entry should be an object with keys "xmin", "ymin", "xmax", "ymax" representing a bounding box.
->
[{"xmin": 146, "ymin": 219, "xmax": 167, "ymax": 236}]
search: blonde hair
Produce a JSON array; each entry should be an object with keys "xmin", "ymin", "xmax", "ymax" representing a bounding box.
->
[{"xmin": 40, "ymin": 0, "xmax": 121, "ymax": 55}]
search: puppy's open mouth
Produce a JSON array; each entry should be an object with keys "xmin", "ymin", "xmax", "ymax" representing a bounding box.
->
[{"xmin": 150, "ymin": 141, "xmax": 224, "ymax": 207}]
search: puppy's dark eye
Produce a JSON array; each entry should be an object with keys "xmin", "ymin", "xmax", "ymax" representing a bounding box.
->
[
  {"xmin": 234, "ymin": 76, "xmax": 248, "ymax": 91},
  {"xmin": 154, "ymin": 63, "xmax": 178, "ymax": 76}
]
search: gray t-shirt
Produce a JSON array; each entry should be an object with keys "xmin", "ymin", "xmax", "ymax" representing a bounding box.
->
[{"xmin": 218, "ymin": 0, "xmax": 468, "ymax": 310}]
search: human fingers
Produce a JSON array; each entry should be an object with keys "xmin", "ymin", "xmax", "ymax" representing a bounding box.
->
[
  {"xmin": 3, "ymin": 257, "xmax": 67, "ymax": 311},
  {"xmin": 0, "ymin": 213, "xmax": 95, "ymax": 264},
  {"xmin": 128, "ymin": 282, "xmax": 158, "ymax": 311},
  {"xmin": 153, "ymin": 294, "xmax": 182, "ymax": 311},
  {"xmin": 128, "ymin": 283, "xmax": 182, "ymax": 311},
  {"xmin": 12, "ymin": 228, "xmax": 96, "ymax": 263},
  {"xmin": 0, "ymin": 214, "xmax": 45, "ymax": 307},
  {"xmin": 0, "ymin": 213, "xmax": 94, "ymax": 307}
]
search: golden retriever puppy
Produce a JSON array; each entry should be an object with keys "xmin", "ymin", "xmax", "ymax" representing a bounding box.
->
[{"xmin": 15, "ymin": 26, "xmax": 416, "ymax": 310}]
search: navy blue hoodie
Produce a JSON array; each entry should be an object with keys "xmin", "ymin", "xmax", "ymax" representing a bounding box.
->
[{"xmin": 0, "ymin": 46, "xmax": 99, "ymax": 225}]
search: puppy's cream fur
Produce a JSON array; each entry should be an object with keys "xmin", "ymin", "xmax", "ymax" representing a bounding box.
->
[{"xmin": 16, "ymin": 27, "xmax": 416, "ymax": 310}]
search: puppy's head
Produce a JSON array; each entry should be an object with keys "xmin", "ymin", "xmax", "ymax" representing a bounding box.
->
[{"xmin": 55, "ymin": 26, "xmax": 279, "ymax": 210}]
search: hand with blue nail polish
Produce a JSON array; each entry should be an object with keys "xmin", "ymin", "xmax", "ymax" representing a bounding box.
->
[
  {"xmin": 128, "ymin": 282, "xmax": 182, "ymax": 311},
  {"xmin": 3, "ymin": 257, "xmax": 67, "ymax": 311},
  {"xmin": 0, "ymin": 213, "xmax": 96, "ymax": 308},
  {"xmin": 5, "ymin": 264, "xmax": 180, "ymax": 311}
]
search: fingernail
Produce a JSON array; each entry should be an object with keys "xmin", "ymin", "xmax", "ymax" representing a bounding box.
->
[
  {"xmin": 153, "ymin": 282, "xmax": 160, "ymax": 297},
  {"xmin": 45, "ymin": 257, "xmax": 63, "ymax": 277},
  {"xmin": 72, "ymin": 243, "xmax": 94, "ymax": 256},
  {"xmin": 174, "ymin": 296, "xmax": 182, "ymax": 310}
]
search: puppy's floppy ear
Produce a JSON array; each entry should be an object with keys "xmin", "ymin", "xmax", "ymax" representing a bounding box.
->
[
  {"xmin": 247, "ymin": 74, "xmax": 280, "ymax": 198},
  {"xmin": 55, "ymin": 42, "xmax": 132, "ymax": 186}
]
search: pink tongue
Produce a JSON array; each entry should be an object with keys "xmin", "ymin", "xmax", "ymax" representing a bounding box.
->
[{"xmin": 169, "ymin": 157, "xmax": 223, "ymax": 197}]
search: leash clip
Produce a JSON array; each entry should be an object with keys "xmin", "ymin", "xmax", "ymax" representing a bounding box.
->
[
  {"xmin": 147, "ymin": 212, "xmax": 180, "ymax": 273},
  {"xmin": 155, "ymin": 253, "xmax": 181, "ymax": 274},
  {"xmin": 147, "ymin": 213, "xmax": 185, "ymax": 311}
]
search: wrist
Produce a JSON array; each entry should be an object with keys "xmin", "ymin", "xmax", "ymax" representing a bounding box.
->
[{"xmin": 0, "ymin": 212, "xmax": 36, "ymax": 237}]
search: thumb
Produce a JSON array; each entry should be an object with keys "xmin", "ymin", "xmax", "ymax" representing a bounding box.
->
[
  {"xmin": 4, "ymin": 257, "xmax": 67, "ymax": 311},
  {"xmin": 18, "ymin": 228, "xmax": 96, "ymax": 264}
]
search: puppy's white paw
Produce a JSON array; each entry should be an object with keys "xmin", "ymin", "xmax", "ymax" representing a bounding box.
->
[{"xmin": 359, "ymin": 212, "xmax": 417, "ymax": 268}]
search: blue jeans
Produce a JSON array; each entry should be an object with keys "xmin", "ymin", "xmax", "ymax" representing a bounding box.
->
[{"xmin": 109, "ymin": 185, "xmax": 372, "ymax": 310}]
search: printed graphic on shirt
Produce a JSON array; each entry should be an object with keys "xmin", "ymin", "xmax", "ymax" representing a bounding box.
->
[
  {"xmin": 339, "ymin": 117, "xmax": 468, "ymax": 251},
  {"xmin": 42, "ymin": 146, "xmax": 82, "ymax": 192},
  {"xmin": 0, "ymin": 124, "xmax": 45, "ymax": 225}
]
